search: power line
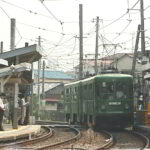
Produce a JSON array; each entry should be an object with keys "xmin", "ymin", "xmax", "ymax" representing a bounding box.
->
[
  {"xmin": 111, "ymin": 19, "xmax": 132, "ymax": 42},
  {"xmin": 0, "ymin": 5, "xmax": 10, "ymax": 18},
  {"xmin": 0, "ymin": 0, "xmax": 54, "ymax": 19},
  {"xmin": 39, "ymin": 0, "xmax": 64, "ymax": 33},
  {"xmin": 17, "ymin": 21, "xmax": 66, "ymax": 35},
  {"xmin": 0, "ymin": 5, "xmax": 23, "ymax": 47}
]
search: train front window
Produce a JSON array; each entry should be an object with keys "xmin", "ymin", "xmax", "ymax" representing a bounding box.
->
[
  {"xmin": 96, "ymin": 82, "xmax": 115, "ymax": 99},
  {"xmin": 116, "ymin": 83, "xmax": 128, "ymax": 99}
]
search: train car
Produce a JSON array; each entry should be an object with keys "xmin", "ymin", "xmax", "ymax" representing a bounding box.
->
[{"xmin": 64, "ymin": 74, "xmax": 133, "ymax": 128}]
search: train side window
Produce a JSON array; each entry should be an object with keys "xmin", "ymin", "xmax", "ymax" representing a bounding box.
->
[
  {"xmin": 75, "ymin": 87, "xmax": 78, "ymax": 93},
  {"xmin": 66, "ymin": 88, "xmax": 69, "ymax": 94},
  {"xmin": 70, "ymin": 88, "xmax": 72, "ymax": 93},
  {"xmin": 89, "ymin": 84, "xmax": 92, "ymax": 89},
  {"xmin": 96, "ymin": 83, "xmax": 99, "ymax": 96},
  {"xmin": 84, "ymin": 85, "xmax": 87, "ymax": 90}
]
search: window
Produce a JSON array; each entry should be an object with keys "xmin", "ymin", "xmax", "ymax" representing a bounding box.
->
[
  {"xmin": 66, "ymin": 88, "xmax": 69, "ymax": 94},
  {"xmin": 74, "ymin": 87, "xmax": 78, "ymax": 93},
  {"xmin": 84, "ymin": 85, "xmax": 87, "ymax": 90},
  {"xmin": 89, "ymin": 84, "xmax": 92, "ymax": 89},
  {"xmin": 116, "ymin": 83, "xmax": 130, "ymax": 99},
  {"xmin": 96, "ymin": 82, "xmax": 115, "ymax": 100}
]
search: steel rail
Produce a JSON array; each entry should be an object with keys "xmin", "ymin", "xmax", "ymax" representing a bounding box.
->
[
  {"xmin": 133, "ymin": 131, "xmax": 149, "ymax": 149},
  {"xmin": 34, "ymin": 126, "xmax": 81, "ymax": 150},
  {"xmin": 94, "ymin": 130, "xmax": 114, "ymax": 150}
]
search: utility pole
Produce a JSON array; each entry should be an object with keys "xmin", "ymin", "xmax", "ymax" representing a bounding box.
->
[
  {"xmin": 42, "ymin": 60, "xmax": 45, "ymax": 100},
  {"xmin": 140, "ymin": 0, "xmax": 146, "ymax": 110},
  {"xmin": 131, "ymin": 25, "xmax": 140, "ymax": 77},
  {"xmin": 10, "ymin": 18, "xmax": 18, "ymax": 129},
  {"xmin": 30, "ymin": 63, "xmax": 33, "ymax": 123},
  {"xmin": 0, "ymin": 42, "xmax": 3, "ymax": 53},
  {"xmin": 10, "ymin": 19, "xmax": 15, "ymax": 51},
  {"xmin": 38, "ymin": 36, "xmax": 41, "ymax": 120},
  {"xmin": 79, "ymin": 4, "xmax": 83, "ymax": 80},
  {"xmin": 95, "ymin": 16, "xmax": 99, "ymax": 75},
  {"xmin": 140, "ymin": 0, "xmax": 145, "ymax": 58},
  {"xmin": 140, "ymin": 0, "xmax": 146, "ymax": 87}
]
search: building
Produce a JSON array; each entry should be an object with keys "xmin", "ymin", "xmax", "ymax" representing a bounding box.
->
[
  {"xmin": 41, "ymin": 83, "xmax": 64, "ymax": 111},
  {"xmin": 75, "ymin": 53, "xmax": 142, "ymax": 79},
  {"xmin": 32, "ymin": 70, "xmax": 74, "ymax": 110}
]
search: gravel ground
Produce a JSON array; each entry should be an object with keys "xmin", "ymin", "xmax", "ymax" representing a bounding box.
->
[
  {"xmin": 109, "ymin": 130, "xmax": 145, "ymax": 149},
  {"xmin": 57, "ymin": 128, "xmax": 107, "ymax": 150}
]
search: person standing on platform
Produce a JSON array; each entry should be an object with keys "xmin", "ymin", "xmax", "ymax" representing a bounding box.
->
[
  {"xmin": 18, "ymin": 93, "xmax": 27, "ymax": 125},
  {"xmin": 0, "ymin": 93, "xmax": 7, "ymax": 131},
  {"xmin": 8, "ymin": 96, "xmax": 14, "ymax": 125},
  {"xmin": 24, "ymin": 96, "xmax": 30, "ymax": 125}
]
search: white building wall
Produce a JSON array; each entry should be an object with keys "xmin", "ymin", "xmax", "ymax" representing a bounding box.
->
[{"xmin": 112, "ymin": 55, "xmax": 142, "ymax": 72}]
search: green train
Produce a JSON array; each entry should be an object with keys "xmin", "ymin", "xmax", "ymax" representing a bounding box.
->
[{"xmin": 64, "ymin": 74, "xmax": 134, "ymax": 128}]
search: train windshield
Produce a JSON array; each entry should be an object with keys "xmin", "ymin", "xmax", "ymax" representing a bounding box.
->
[
  {"xmin": 96, "ymin": 81, "xmax": 131, "ymax": 100},
  {"xmin": 116, "ymin": 83, "xmax": 128, "ymax": 99},
  {"xmin": 96, "ymin": 82, "xmax": 115, "ymax": 100}
]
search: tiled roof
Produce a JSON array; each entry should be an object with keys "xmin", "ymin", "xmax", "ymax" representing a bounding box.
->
[
  {"xmin": 33, "ymin": 70, "xmax": 75, "ymax": 80},
  {"xmin": 75, "ymin": 53, "xmax": 133, "ymax": 68}
]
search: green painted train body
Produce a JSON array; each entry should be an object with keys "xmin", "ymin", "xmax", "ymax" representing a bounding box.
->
[{"xmin": 64, "ymin": 74, "xmax": 133, "ymax": 128}]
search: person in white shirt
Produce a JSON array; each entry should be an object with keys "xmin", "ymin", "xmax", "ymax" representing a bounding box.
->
[
  {"xmin": 18, "ymin": 93, "xmax": 28, "ymax": 125},
  {"xmin": 0, "ymin": 93, "xmax": 6, "ymax": 131}
]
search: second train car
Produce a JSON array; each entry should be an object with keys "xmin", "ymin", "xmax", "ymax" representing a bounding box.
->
[{"xmin": 64, "ymin": 74, "xmax": 134, "ymax": 128}]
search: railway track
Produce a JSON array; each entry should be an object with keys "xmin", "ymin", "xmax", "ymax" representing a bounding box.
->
[
  {"xmin": 0, "ymin": 126, "xmax": 53, "ymax": 150},
  {"xmin": 56, "ymin": 128, "xmax": 114, "ymax": 150},
  {"xmin": 0, "ymin": 124, "xmax": 112, "ymax": 150},
  {"xmin": 1, "ymin": 122, "xmax": 149, "ymax": 150},
  {"xmin": 106, "ymin": 129, "xmax": 149, "ymax": 149},
  {"xmin": 1, "ymin": 125, "xmax": 80, "ymax": 150}
]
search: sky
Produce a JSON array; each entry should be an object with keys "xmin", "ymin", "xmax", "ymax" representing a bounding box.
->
[{"xmin": 0, "ymin": 0, "xmax": 150, "ymax": 72}]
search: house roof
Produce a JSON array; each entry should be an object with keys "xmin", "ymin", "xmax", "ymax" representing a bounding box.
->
[
  {"xmin": 34, "ymin": 70, "xmax": 75, "ymax": 80},
  {"xmin": 75, "ymin": 53, "xmax": 133, "ymax": 68}
]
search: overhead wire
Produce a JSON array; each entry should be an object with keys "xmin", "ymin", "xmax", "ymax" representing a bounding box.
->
[
  {"xmin": 0, "ymin": 5, "xmax": 10, "ymax": 18},
  {"xmin": 0, "ymin": 5, "xmax": 23, "ymax": 47},
  {"xmin": 39, "ymin": 0, "xmax": 64, "ymax": 33},
  {"xmin": 97, "ymin": 0, "xmax": 140, "ymax": 59},
  {"xmin": 111, "ymin": 19, "xmax": 132, "ymax": 42},
  {"xmin": 0, "ymin": 0, "xmax": 54, "ymax": 19},
  {"xmin": 99, "ymin": 0, "xmax": 140, "ymax": 31}
]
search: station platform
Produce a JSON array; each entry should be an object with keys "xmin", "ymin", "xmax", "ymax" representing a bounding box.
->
[{"xmin": 0, "ymin": 124, "xmax": 41, "ymax": 141}]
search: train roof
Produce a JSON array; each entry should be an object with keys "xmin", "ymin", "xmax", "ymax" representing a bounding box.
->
[
  {"xmin": 64, "ymin": 80, "xmax": 80, "ymax": 86},
  {"xmin": 96, "ymin": 73, "xmax": 133, "ymax": 78},
  {"xmin": 65, "ymin": 74, "xmax": 132, "ymax": 87}
]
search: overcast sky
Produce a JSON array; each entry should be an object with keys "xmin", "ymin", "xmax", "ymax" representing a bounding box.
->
[{"xmin": 0, "ymin": 0, "xmax": 150, "ymax": 71}]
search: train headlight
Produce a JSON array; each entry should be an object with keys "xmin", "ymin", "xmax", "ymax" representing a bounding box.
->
[
  {"xmin": 101, "ymin": 105, "xmax": 106, "ymax": 110},
  {"xmin": 125, "ymin": 104, "xmax": 129, "ymax": 109}
]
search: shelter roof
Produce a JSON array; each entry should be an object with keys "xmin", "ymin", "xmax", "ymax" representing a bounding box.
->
[
  {"xmin": 0, "ymin": 44, "xmax": 41, "ymax": 65},
  {"xmin": 0, "ymin": 59, "xmax": 8, "ymax": 67},
  {"xmin": 0, "ymin": 62, "xmax": 31, "ymax": 78}
]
